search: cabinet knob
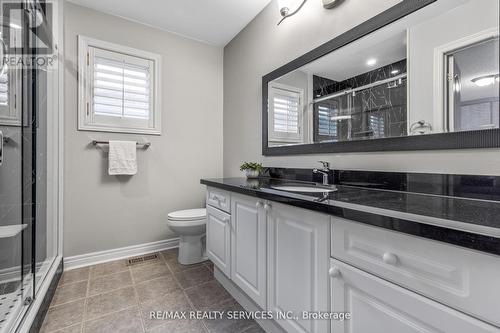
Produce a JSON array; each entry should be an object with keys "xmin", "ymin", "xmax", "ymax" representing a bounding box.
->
[
  {"xmin": 382, "ymin": 252, "xmax": 398, "ymax": 265},
  {"xmin": 264, "ymin": 203, "xmax": 272, "ymax": 211},
  {"xmin": 256, "ymin": 201, "xmax": 263, "ymax": 208},
  {"xmin": 329, "ymin": 266, "xmax": 341, "ymax": 278}
]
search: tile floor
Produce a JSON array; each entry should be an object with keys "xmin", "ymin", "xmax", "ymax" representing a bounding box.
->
[{"xmin": 40, "ymin": 249, "xmax": 265, "ymax": 333}]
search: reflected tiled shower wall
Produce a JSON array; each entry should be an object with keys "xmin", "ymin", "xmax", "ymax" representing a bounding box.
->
[{"xmin": 313, "ymin": 59, "xmax": 407, "ymax": 142}]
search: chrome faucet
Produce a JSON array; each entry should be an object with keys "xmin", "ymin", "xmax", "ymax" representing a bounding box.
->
[{"xmin": 313, "ymin": 161, "xmax": 331, "ymax": 185}]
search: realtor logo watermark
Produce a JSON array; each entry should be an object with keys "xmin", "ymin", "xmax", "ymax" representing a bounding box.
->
[{"xmin": 1, "ymin": 1, "xmax": 56, "ymax": 68}]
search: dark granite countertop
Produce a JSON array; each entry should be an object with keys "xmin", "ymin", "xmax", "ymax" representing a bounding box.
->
[{"xmin": 201, "ymin": 177, "xmax": 500, "ymax": 255}]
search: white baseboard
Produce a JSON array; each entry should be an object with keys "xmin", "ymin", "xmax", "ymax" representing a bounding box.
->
[{"xmin": 63, "ymin": 238, "xmax": 179, "ymax": 271}]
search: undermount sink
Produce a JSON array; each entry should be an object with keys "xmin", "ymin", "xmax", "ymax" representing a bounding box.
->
[{"xmin": 271, "ymin": 185, "xmax": 337, "ymax": 193}]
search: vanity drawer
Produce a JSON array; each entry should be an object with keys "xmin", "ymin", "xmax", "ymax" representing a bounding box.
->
[
  {"xmin": 206, "ymin": 187, "xmax": 231, "ymax": 213},
  {"xmin": 331, "ymin": 217, "xmax": 500, "ymax": 326}
]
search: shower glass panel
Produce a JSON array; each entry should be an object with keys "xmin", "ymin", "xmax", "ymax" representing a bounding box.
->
[{"xmin": 0, "ymin": 1, "xmax": 59, "ymax": 331}]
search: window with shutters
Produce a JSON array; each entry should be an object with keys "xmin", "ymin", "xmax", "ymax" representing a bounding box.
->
[
  {"xmin": 78, "ymin": 36, "xmax": 161, "ymax": 135},
  {"xmin": 268, "ymin": 83, "xmax": 303, "ymax": 143},
  {"xmin": 0, "ymin": 66, "xmax": 21, "ymax": 126}
]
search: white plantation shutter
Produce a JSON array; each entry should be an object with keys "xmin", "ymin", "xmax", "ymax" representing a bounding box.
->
[
  {"xmin": 0, "ymin": 71, "xmax": 8, "ymax": 107},
  {"xmin": 78, "ymin": 36, "xmax": 161, "ymax": 135},
  {"xmin": 269, "ymin": 84, "xmax": 303, "ymax": 142},
  {"xmin": 318, "ymin": 105, "xmax": 338, "ymax": 137},
  {"xmin": 93, "ymin": 55, "xmax": 151, "ymax": 120}
]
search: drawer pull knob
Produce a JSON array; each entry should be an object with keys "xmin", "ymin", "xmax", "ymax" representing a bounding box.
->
[
  {"xmin": 264, "ymin": 203, "xmax": 272, "ymax": 211},
  {"xmin": 383, "ymin": 252, "xmax": 398, "ymax": 265},
  {"xmin": 256, "ymin": 202, "xmax": 263, "ymax": 208},
  {"xmin": 329, "ymin": 266, "xmax": 341, "ymax": 278}
]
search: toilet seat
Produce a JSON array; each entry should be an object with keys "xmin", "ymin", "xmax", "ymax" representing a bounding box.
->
[
  {"xmin": 167, "ymin": 208, "xmax": 206, "ymax": 221},
  {"xmin": 167, "ymin": 218, "xmax": 205, "ymax": 227},
  {"xmin": 167, "ymin": 208, "xmax": 206, "ymax": 227}
]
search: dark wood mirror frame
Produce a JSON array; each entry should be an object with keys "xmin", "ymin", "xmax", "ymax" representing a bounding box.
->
[{"xmin": 262, "ymin": 0, "xmax": 500, "ymax": 156}]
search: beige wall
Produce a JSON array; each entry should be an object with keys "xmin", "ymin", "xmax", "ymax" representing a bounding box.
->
[
  {"xmin": 223, "ymin": 0, "xmax": 500, "ymax": 177},
  {"xmin": 64, "ymin": 2, "xmax": 223, "ymax": 257}
]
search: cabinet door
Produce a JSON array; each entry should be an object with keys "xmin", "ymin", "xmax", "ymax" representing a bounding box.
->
[
  {"xmin": 206, "ymin": 205, "xmax": 231, "ymax": 277},
  {"xmin": 231, "ymin": 194, "xmax": 267, "ymax": 308},
  {"xmin": 329, "ymin": 259, "xmax": 499, "ymax": 333},
  {"xmin": 267, "ymin": 202, "xmax": 330, "ymax": 333}
]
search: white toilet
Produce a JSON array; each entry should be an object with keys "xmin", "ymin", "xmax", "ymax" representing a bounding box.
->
[{"xmin": 167, "ymin": 208, "xmax": 207, "ymax": 265}]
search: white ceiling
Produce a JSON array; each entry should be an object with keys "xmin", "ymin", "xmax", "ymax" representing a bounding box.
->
[
  {"xmin": 301, "ymin": 30, "xmax": 407, "ymax": 82},
  {"xmin": 67, "ymin": 0, "xmax": 272, "ymax": 46}
]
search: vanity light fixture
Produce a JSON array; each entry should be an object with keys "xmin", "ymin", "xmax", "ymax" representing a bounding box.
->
[
  {"xmin": 472, "ymin": 74, "xmax": 499, "ymax": 87},
  {"xmin": 277, "ymin": 0, "xmax": 308, "ymax": 25},
  {"xmin": 366, "ymin": 58, "xmax": 377, "ymax": 66},
  {"xmin": 322, "ymin": 0, "xmax": 343, "ymax": 9}
]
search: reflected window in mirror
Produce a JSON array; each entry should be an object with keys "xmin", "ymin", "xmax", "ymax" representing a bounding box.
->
[
  {"xmin": 268, "ymin": 82, "xmax": 304, "ymax": 145},
  {"xmin": 0, "ymin": 65, "xmax": 21, "ymax": 126}
]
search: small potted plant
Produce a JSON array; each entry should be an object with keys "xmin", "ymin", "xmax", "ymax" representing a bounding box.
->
[{"xmin": 240, "ymin": 162, "xmax": 263, "ymax": 178}]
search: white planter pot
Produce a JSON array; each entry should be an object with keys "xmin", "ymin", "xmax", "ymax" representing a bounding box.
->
[{"xmin": 245, "ymin": 169, "xmax": 260, "ymax": 178}]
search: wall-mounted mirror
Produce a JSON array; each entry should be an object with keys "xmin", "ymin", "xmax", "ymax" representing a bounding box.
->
[{"xmin": 263, "ymin": 0, "xmax": 499, "ymax": 155}]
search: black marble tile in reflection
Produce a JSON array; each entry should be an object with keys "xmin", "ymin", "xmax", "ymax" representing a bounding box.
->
[{"xmin": 312, "ymin": 59, "xmax": 408, "ymax": 141}]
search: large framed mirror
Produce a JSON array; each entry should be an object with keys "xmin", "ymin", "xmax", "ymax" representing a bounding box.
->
[{"xmin": 262, "ymin": 0, "xmax": 500, "ymax": 155}]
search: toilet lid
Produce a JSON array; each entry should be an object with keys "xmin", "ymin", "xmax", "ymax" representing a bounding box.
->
[{"xmin": 168, "ymin": 208, "xmax": 206, "ymax": 221}]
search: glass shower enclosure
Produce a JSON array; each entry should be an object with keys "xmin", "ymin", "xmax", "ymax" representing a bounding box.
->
[{"xmin": 0, "ymin": 1, "xmax": 60, "ymax": 332}]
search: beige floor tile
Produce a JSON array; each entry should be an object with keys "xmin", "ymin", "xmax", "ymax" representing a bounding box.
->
[
  {"xmin": 51, "ymin": 281, "xmax": 88, "ymax": 307},
  {"xmin": 59, "ymin": 268, "xmax": 90, "ymax": 286},
  {"xmin": 90, "ymin": 260, "xmax": 129, "ymax": 278},
  {"xmin": 51, "ymin": 323, "xmax": 83, "ymax": 333},
  {"xmin": 165, "ymin": 258, "xmax": 206, "ymax": 274},
  {"xmin": 88, "ymin": 271, "xmax": 133, "ymax": 296},
  {"xmin": 184, "ymin": 280, "xmax": 232, "ymax": 311},
  {"xmin": 40, "ymin": 299, "xmax": 84, "ymax": 333},
  {"xmin": 241, "ymin": 324, "xmax": 266, "ymax": 333},
  {"xmin": 85, "ymin": 286, "xmax": 137, "ymax": 320},
  {"xmin": 146, "ymin": 319, "xmax": 207, "ymax": 333},
  {"xmin": 140, "ymin": 289, "xmax": 192, "ymax": 330},
  {"xmin": 131, "ymin": 261, "xmax": 170, "ymax": 284},
  {"xmin": 135, "ymin": 275, "xmax": 180, "ymax": 303},
  {"xmin": 159, "ymin": 248, "xmax": 178, "ymax": 261},
  {"xmin": 202, "ymin": 299, "xmax": 255, "ymax": 333},
  {"xmin": 173, "ymin": 266, "xmax": 213, "ymax": 289},
  {"xmin": 83, "ymin": 307, "xmax": 143, "ymax": 333}
]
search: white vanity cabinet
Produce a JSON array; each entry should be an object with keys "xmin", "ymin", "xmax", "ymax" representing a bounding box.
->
[
  {"xmin": 230, "ymin": 194, "xmax": 267, "ymax": 309},
  {"xmin": 329, "ymin": 259, "xmax": 499, "ymax": 333},
  {"xmin": 206, "ymin": 189, "xmax": 267, "ymax": 308},
  {"xmin": 205, "ymin": 185, "xmax": 500, "ymax": 333},
  {"xmin": 267, "ymin": 202, "xmax": 330, "ymax": 333},
  {"xmin": 206, "ymin": 205, "xmax": 231, "ymax": 276}
]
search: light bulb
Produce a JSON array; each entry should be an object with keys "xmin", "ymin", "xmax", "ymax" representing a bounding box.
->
[
  {"xmin": 366, "ymin": 58, "xmax": 377, "ymax": 66},
  {"xmin": 472, "ymin": 76, "xmax": 495, "ymax": 87}
]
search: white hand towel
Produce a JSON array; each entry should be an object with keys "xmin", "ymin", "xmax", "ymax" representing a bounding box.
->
[{"xmin": 108, "ymin": 140, "xmax": 137, "ymax": 175}]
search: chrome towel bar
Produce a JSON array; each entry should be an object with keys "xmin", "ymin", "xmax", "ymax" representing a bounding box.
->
[{"xmin": 91, "ymin": 140, "xmax": 151, "ymax": 149}]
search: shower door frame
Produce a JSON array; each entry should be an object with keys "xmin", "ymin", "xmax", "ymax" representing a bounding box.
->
[{"xmin": 11, "ymin": 0, "xmax": 64, "ymax": 331}]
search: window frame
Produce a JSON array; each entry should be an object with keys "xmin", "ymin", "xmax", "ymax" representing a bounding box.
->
[
  {"xmin": 78, "ymin": 35, "xmax": 162, "ymax": 135},
  {"xmin": 268, "ymin": 82, "xmax": 304, "ymax": 143}
]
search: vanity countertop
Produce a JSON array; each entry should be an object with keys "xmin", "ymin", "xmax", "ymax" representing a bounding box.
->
[{"xmin": 201, "ymin": 177, "xmax": 500, "ymax": 255}]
